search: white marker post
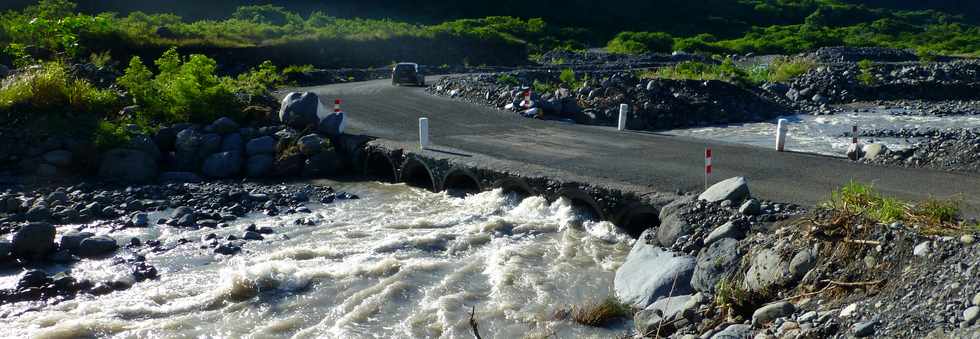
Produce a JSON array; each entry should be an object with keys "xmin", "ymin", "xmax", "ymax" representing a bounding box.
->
[
  {"xmin": 419, "ymin": 117, "xmax": 430, "ymax": 150},
  {"xmin": 704, "ymin": 147, "xmax": 712, "ymax": 190},
  {"xmin": 618, "ymin": 104, "xmax": 628, "ymax": 131},
  {"xmin": 775, "ymin": 118, "xmax": 788, "ymax": 152}
]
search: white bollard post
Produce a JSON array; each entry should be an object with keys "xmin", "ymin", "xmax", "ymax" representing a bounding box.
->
[
  {"xmin": 618, "ymin": 104, "xmax": 628, "ymax": 131},
  {"xmin": 419, "ymin": 117, "xmax": 429, "ymax": 150},
  {"xmin": 775, "ymin": 118, "xmax": 788, "ymax": 152}
]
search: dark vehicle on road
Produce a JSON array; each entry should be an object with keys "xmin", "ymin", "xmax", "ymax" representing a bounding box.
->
[{"xmin": 392, "ymin": 62, "xmax": 425, "ymax": 86}]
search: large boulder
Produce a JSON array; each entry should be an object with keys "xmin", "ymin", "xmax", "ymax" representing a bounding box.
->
[
  {"xmin": 11, "ymin": 222, "xmax": 56, "ymax": 260},
  {"xmin": 297, "ymin": 134, "xmax": 325, "ymax": 156},
  {"xmin": 246, "ymin": 155, "xmax": 275, "ymax": 178},
  {"xmin": 43, "ymin": 150, "xmax": 73, "ymax": 167},
  {"xmin": 128, "ymin": 134, "xmax": 162, "ymax": 161},
  {"xmin": 202, "ymin": 152, "xmax": 243, "ymax": 178},
  {"xmin": 744, "ymin": 249, "xmax": 791, "ymax": 293},
  {"xmin": 303, "ymin": 151, "xmax": 343, "ymax": 177},
  {"xmin": 614, "ymin": 240, "xmax": 696, "ymax": 308},
  {"xmin": 862, "ymin": 143, "xmax": 888, "ymax": 161},
  {"xmin": 246, "ymin": 136, "xmax": 277, "ymax": 156},
  {"xmin": 752, "ymin": 301, "xmax": 795, "ymax": 327},
  {"xmin": 657, "ymin": 212, "xmax": 692, "ymax": 247},
  {"xmin": 99, "ymin": 149, "xmax": 157, "ymax": 183},
  {"xmin": 209, "ymin": 117, "xmax": 240, "ymax": 135},
  {"xmin": 175, "ymin": 128, "xmax": 202, "ymax": 171},
  {"xmin": 0, "ymin": 240, "xmax": 12, "ymax": 262},
  {"xmin": 220, "ymin": 133, "xmax": 244, "ymax": 155},
  {"xmin": 60, "ymin": 231, "xmax": 95, "ymax": 253},
  {"xmin": 198, "ymin": 133, "xmax": 222, "ymax": 159},
  {"xmin": 318, "ymin": 112, "xmax": 346, "ymax": 137},
  {"xmin": 699, "ymin": 177, "xmax": 750, "ymax": 203},
  {"xmin": 279, "ymin": 92, "xmax": 321, "ymax": 129},
  {"xmin": 77, "ymin": 236, "xmax": 118, "ymax": 257},
  {"xmin": 692, "ymin": 238, "xmax": 742, "ymax": 293}
]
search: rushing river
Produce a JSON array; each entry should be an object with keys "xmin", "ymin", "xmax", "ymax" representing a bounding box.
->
[
  {"xmin": 0, "ymin": 181, "xmax": 634, "ymax": 338},
  {"xmin": 664, "ymin": 109, "xmax": 980, "ymax": 156}
]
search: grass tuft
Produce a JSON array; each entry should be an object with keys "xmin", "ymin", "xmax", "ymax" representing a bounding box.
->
[
  {"xmin": 823, "ymin": 181, "xmax": 963, "ymax": 234},
  {"xmin": 554, "ymin": 296, "xmax": 631, "ymax": 328}
]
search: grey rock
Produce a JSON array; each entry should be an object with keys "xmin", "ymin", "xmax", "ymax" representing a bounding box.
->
[
  {"xmin": 614, "ymin": 240, "xmax": 696, "ymax": 308},
  {"xmin": 12, "ymin": 222, "xmax": 56, "ymax": 259},
  {"xmin": 243, "ymin": 231, "xmax": 264, "ymax": 241},
  {"xmin": 303, "ymin": 151, "xmax": 344, "ymax": 177},
  {"xmin": 660, "ymin": 195, "xmax": 695, "ymax": 221},
  {"xmin": 202, "ymin": 151, "xmax": 242, "ymax": 178},
  {"xmin": 175, "ymin": 128, "xmax": 202, "ymax": 171},
  {"xmin": 634, "ymin": 294, "xmax": 694, "ymax": 335},
  {"xmin": 17, "ymin": 269, "xmax": 50, "ymax": 289},
  {"xmin": 279, "ymin": 91, "xmax": 321, "ymax": 129},
  {"xmin": 128, "ymin": 134, "xmax": 162, "ymax": 161},
  {"xmin": 210, "ymin": 117, "xmax": 240, "ymax": 135},
  {"xmin": 914, "ymin": 241, "xmax": 930, "ymax": 256},
  {"xmin": 43, "ymin": 150, "xmax": 73, "ymax": 167},
  {"xmin": 246, "ymin": 155, "xmax": 276, "ymax": 178},
  {"xmin": 297, "ymin": 134, "xmax": 325, "ymax": 156},
  {"xmin": 172, "ymin": 206, "xmax": 194, "ymax": 220},
  {"xmin": 744, "ymin": 249, "xmax": 791, "ymax": 293},
  {"xmin": 853, "ymin": 320, "xmax": 878, "ymax": 337},
  {"xmin": 214, "ymin": 243, "xmax": 241, "ymax": 255},
  {"xmin": 752, "ymin": 301, "xmax": 795, "ymax": 327},
  {"xmin": 318, "ymin": 112, "xmax": 346, "ymax": 137},
  {"xmin": 862, "ymin": 143, "xmax": 888, "ymax": 161},
  {"xmin": 0, "ymin": 240, "xmax": 12, "ymax": 262},
  {"xmin": 699, "ymin": 177, "xmax": 750, "ymax": 203},
  {"xmin": 739, "ymin": 199, "xmax": 761, "ymax": 216},
  {"xmin": 159, "ymin": 171, "xmax": 202, "ymax": 183},
  {"xmin": 198, "ymin": 133, "xmax": 222, "ymax": 159},
  {"xmin": 36, "ymin": 163, "xmax": 58, "ymax": 176},
  {"xmin": 657, "ymin": 212, "xmax": 691, "ymax": 247},
  {"xmin": 789, "ymin": 248, "xmax": 818, "ymax": 282},
  {"xmin": 704, "ymin": 221, "xmax": 746, "ymax": 246},
  {"xmin": 964, "ymin": 306, "xmax": 980, "ymax": 325},
  {"xmin": 692, "ymin": 238, "xmax": 741, "ymax": 293},
  {"xmin": 131, "ymin": 213, "xmax": 150, "ymax": 227},
  {"xmin": 78, "ymin": 236, "xmax": 118, "ymax": 257},
  {"xmin": 246, "ymin": 136, "xmax": 277, "ymax": 156},
  {"xmin": 99, "ymin": 148, "xmax": 157, "ymax": 183},
  {"xmin": 60, "ymin": 231, "xmax": 95, "ymax": 253},
  {"xmin": 25, "ymin": 205, "xmax": 52, "ymax": 221},
  {"xmin": 220, "ymin": 133, "xmax": 244, "ymax": 154},
  {"xmin": 711, "ymin": 324, "xmax": 753, "ymax": 339}
]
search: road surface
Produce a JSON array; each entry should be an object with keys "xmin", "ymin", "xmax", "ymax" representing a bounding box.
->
[{"xmin": 295, "ymin": 77, "xmax": 980, "ymax": 217}]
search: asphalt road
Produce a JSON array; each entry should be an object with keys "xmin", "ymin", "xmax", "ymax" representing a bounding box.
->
[{"xmin": 296, "ymin": 77, "xmax": 980, "ymax": 217}]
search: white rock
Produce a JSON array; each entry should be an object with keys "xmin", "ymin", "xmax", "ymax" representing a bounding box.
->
[
  {"xmin": 840, "ymin": 303, "xmax": 858, "ymax": 317},
  {"xmin": 913, "ymin": 241, "xmax": 931, "ymax": 257}
]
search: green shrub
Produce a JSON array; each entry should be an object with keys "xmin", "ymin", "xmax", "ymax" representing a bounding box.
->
[
  {"xmin": 92, "ymin": 119, "xmax": 132, "ymax": 149},
  {"xmin": 88, "ymin": 51, "xmax": 112, "ymax": 69},
  {"xmin": 645, "ymin": 59, "xmax": 755, "ymax": 86},
  {"xmin": 824, "ymin": 181, "xmax": 962, "ymax": 231},
  {"xmin": 768, "ymin": 57, "xmax": 816, "ymax": 83},
  {"xmin": 532, "ymin": 79, "xmax": 556, "ymax": 95},
  {"xmin": 496, "ymin": 73, "xmax": 519, "ymax": 86},
  {"xmin": 0, "ymin": 61, "xmax": 119, "ymax": 114},
  {"xmin": 283, "ymin": 64, "xmax": 315, "ymax": 75},
  {"xmin": 559, "ymin": 68, "xmax": 579, "ymax": 88},
  {"xmin": 607, "ymin": 31, "xmax": 674, "ymax": 54},
  {"xmin": 857, "ymin": 59, "xmax": 876, "ymax": 86},
  {"xmin": 119, "ymin": 48, "xmax": 278, "ymax": 124}
]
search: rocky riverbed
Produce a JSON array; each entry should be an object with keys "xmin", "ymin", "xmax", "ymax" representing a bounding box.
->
[{"xmin": 612, "ymin": 176, "xmax": 980, "ymax": 338}]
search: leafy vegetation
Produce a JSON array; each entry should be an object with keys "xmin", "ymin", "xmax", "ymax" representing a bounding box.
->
[
  {"xmin": 857, "ymin": 59, "xmax": 877, "ymax": 86},
  {"xmin": 118, "ymin": 47, "xmax": 279, "ymax": 125},
  {"xmin": 643, "ymin": 59, "xmax": 757, "ymax": 87},
  {"xmin": 606, "ymin": 31, "xmax": 674, "ymax": 54},
  {"xmin": 823, "ymin": 181, "xmax": 964, "ymax": 233},
  {"xmin": 0, "ymin": 60, "xmax": 118, "ymax": 114}
]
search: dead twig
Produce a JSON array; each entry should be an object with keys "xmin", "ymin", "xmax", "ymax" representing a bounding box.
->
[
  {"xmin": 843, "ymin": 239, "xmax": 881, "ymax": 245},
  {"xmin": 469, "ymin": 305, "xmax": 482, "ymax": 339},
  {"xmin": 781, "ymin": 279, "xmax": 884, "ymax": 302},
  {"xmin": 651, "ymin": 269, "xmax": 681, "ymax": 338}
]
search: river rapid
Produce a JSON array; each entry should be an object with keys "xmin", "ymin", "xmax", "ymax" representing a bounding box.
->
[{"xmin": 0, "ymin": 181, "xmax": 635, "ymax": 338}]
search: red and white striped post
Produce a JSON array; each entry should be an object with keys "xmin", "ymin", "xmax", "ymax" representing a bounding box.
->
[
  {"xmin": 851, "ymin": 125, "xmax": 858, "ymax": 146},
  {"xmin": 705, "ymin": 147, "xmax": 712, "ymax": 190},
  {"xmin": 522, "ymin": 89, "xmax": 532, "ymax": 108},
  {"xmin": 334, "ymin": 99, "xmax": 342, "ymax": 113}
]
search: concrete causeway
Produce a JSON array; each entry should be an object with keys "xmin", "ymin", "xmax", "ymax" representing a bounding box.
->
[{"xmin": 295, "ymin": 76, "xmax": 980, "ymax": 218}]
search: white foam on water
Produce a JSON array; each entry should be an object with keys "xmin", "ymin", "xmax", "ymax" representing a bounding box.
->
[{"xmin": 0, "ymin": 182, "xmax": 634, "ymax": 338}]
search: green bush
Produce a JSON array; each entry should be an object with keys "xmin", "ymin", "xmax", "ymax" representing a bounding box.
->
[
  {"xmin": 607, "ymin": 31, "xmax": 674, "ymax": 54},
  {"xmin": 496, "ymin": 73, "xmax": 519, "ymax": 86},
  {"xmin": 645, "ymin": 59, "xmax": 755, "ymax": 86},
  {"xmin": 824, "ymin": 181, "xmax": 963, "ymax": 232},
  {"xmin": 767, "ymin": 57, "xmax": 816, "ymax": 83},
  {"xmin": 119, "ymin": 48, "xmax": 279, "ymax": 124},
  {"xmin": 0, "ymin": 61, "xmax": 119, "ymax": 114},
  {"xmin": 857, "ymin": 59, "xmax": 876, "ymax": 86}
]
